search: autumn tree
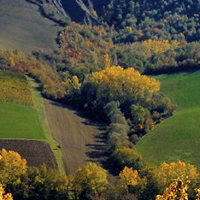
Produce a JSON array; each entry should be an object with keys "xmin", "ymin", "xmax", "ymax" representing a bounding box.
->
[
  {"xmin": 73, "ymin": 162, "xmax": 108, "ymax": 199},
  {"xmin": 120, "ymin": 166, "xmax": 140, "ymax": 187},
  {"xmin": 156, "ymin": 178, "xmax": 189, "ymax": 200},
  {"xmin": 84, "ymin": 65, "xmax": 160, "ymax": 109},
  {"xmin": 112, "ymin": 147, "xmax": 143, "ymax": 171},
  {"xmin": 0, "ymin": 149, "xmax": 27, "ymax": 184},
  {"xmin": 0, "ymin": 184, "xmax": 13, "ymax": 200},
  {"xmin": 153, "ymin": 161, "xmax": 199, "ymax": 194},
  {"xmin": 119, "ymin": 166, "xmax": 147, "ymax": 198}
]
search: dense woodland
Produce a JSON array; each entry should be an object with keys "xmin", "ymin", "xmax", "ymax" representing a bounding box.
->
[{"xmin": 0, "ymin": 0, "xmax": 200, "ymax": 199}]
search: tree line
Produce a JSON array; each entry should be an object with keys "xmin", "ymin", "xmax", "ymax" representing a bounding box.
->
[{"xmin": 1, "ymin": 148, "xmax": 200, "ymax": 200}]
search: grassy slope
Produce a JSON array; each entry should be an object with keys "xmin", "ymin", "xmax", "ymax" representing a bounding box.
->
[
  {"xmin": 136, "ymin": 71, "xmax": 200, "ymax": 168},
  {"xmin": 0, "ymin": 102, "xmax": 45, "ymax": 139},
  {"xmin": 0, "ymin": 0, "xmax": 61, "ymax": 52},
  {"xmin": 0, "ymin": 71, "xmax": 45, "ymax": 139}
]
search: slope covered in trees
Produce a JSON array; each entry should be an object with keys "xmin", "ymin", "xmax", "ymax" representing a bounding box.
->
[{"xmin": 103, "ymin": 0, "xmax": 200, "ymax": 43}]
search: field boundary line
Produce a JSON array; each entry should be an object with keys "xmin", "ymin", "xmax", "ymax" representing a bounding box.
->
[{"xmin": 27, "ymin": 76, "xmax": 65, "ymax": 174}]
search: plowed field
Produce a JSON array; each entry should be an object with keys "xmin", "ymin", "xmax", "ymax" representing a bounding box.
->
[
  {"xmin": 44, "ymin": 99, "xmax": 106, "ymax": 174},
  {"xmin": 0, "ymin": 140, "xmax": 58, "ymax": 169}
]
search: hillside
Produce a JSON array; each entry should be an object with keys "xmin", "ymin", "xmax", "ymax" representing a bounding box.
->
[
  {"xmin": 0, "ymin": 0, "xmax": 61, "ymax": 52},
  {"xmin": 61, "ymin": 0, "xmax": 108, "ymax": 22},
  {"xmin": 136, "ymin": 71, "xmax": 200, "ymax": 169},
  {"xmin": 102, "ymin": 0, "xmax": 200, "ymax": 43}
]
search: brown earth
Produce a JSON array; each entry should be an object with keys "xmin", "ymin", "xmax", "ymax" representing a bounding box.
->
[
  {"xmin": 0, "ymin": 140, "xmax": 58, "ymax": 169},
  {"xmin": 44, "ymin": 99, "xmax": 107, "ymax": 175}
]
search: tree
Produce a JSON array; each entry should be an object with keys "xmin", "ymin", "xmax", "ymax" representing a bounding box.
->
[
  {"xmin": 112, "ymin": 147, "xmax": 143, "ymax": 171},
  {"xmin": 119, "ymin": 166, "xmax": 139, "ymax": 187},
  {"xmin": 156, "ymin": 178, "xmax": 189, "ymax": 200},
  {"xmin": 85, "ymin": 65, "xmax": 160, "ymax": 107},
  {"xmin": 0, "ymin": 184, "xmax": 13, "ymax": 200},
  {"xmin": 153, "ymin": 161, "xmax": 199, "ymax": 193},
  {"xmin": 0, "ymin": 149, "xmax": 27, "ymax": 184},
  {"xmin": 73, "ymin": 162, "xmax": 108, "ymax": 199}
]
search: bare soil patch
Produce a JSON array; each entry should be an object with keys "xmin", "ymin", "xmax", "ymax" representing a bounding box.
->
[
  {"xmin": 0, "ymin": 140, "xmax": 57, "ymax": 169},
  {"xmin": 44, "ymin": 99, "xmax": 107, "ymax": 174}
]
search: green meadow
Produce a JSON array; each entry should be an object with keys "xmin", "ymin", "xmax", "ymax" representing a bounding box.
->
[
  {"xmin": 0, "ymin": 71, "xmax": 45, "ymax": 139},
  {"xmin": 136, "ymin": 71, "xmax": 200, "ymax": 169},
  {"xmin": 0, "ymin": 102, "xmax": 45, "ymax": 139}
]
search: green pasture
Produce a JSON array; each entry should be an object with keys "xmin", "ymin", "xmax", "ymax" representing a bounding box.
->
[
  {"xmin": 136, "ymin": 71, "xmax": 200, "ymax": 169},
  {"xmin": 0, "ymin": 102, "xmax": 45, "ymax": 139}
]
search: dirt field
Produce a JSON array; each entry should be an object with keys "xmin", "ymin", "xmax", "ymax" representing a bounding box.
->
[
  {"xmin": 44, "ymin": 99, "xmax": 107, "ymax": 174},
  {"xmin": 0, "ymin": 140, "xmax": 58, "ymax": 169}
]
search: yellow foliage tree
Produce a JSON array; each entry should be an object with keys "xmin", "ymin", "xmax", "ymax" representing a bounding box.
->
[
  {"xmin": 86, "ymin": 65, "xmax": 160, "ymax": 105},
  {"xmin": 153, "ymin": 161, "xmax": 199, "ymax": 193},
  {"xmin": 156, "ymin": 178, "xmax": 189, "ymax": 200},
  {"xmin": 0, "ymin": 184, "xmax": 13, "ymax": 200},
  {"xmin": 0, "ymin": 149, "xmax": 27, "ymax": 184},
  {"xmin": 103, "ymin": 54, "xmax": 111, "ymax": 68},
  {"xmin": 73, "ymin": 162, "xmax": 108, "ymax": 197},
  {"xmin": 142, "ymin": 39, "xmax": 179, "ymax": 54},
  {"xmin": 61, "ymin": 75, "xmax": 81, "ymax": 96},
  {"xmin": 119, "ymin": 166, "xmax": 139, "ymax": 187}
]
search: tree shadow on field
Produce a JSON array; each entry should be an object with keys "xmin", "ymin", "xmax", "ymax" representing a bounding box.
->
[
  {"xmin": 48, "ymin": 100, "xmax": 106, "ymax": 130},
  {"xmin": 47, "ymin": 99, "xmax": 116, "ymax": 176},
  {"xmin": 86, "ymin": 132, "xmax": 116, "ymax": 174}
]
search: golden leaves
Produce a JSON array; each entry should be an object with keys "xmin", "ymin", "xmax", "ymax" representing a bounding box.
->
[
  {"xmin": 87, "ymin": 65, "xmax": 160, "ymax": 104},
  {"xmin": 73, "ymin": 162, "xmax": 108, "ymax": 195},
  {"xmin": 154, "ymin": 161, "xmax": 199, "ymax": 193},
  {"xmin": 0, "ymin": 184, "xmax": 13, "ymax": 200},
  {"xmin": 119, "ymin": 166, "xmax": 139, "ymax": 187},
  {"xmin": 142, "ymin": 39, "xmax": 179, "ymax": 55},
  {"xmin": 156, "ymin": 178, "xmax": 189, "ymax": 200}
]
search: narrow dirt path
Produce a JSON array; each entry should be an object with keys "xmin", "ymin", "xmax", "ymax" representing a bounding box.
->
[{"xmin": 44, "ymin": 99, "xmax": 107, "ymax": 174}]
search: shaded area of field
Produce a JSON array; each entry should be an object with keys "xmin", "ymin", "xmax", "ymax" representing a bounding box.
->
[
  {"xmin": 0, "ymin": 140, "xmax": 58, "ymax": 169},
  {"xmin": 136, "ymin": 71, "xmax": 200, "ymax": 169},
  {"xmin": 0, "ymin": 0, "xmax": 61, "ymax": 52},
  {"xmin": 44, "ymin": 99, "xmax": 107, "ymax": 174}
]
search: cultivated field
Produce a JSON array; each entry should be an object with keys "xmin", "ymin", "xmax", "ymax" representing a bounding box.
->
[
  {"xmin": 44, "ymin": 99, "xmax": 106, "ymax": 174},
  {"xmin": 0, "ymin": 71, "xmax": 59, "ymax": 169},
  {"xmin": 0, "ymin": 71, "xmax": 33, "ymax": 105},
  {"xmin": 136, "ymin": 71, "xmax": 200, "ymax": 169},
  {"xmin": 0, "ymin": 0, "xmax": 61, "ymax": 52},
  {"xmin": 0, "ymin": 140, "xmax": 57, "ymax": 169},
  {"xmin": 0, "ymin": 102, "xmax": 45, "ymax": 139},
  {"xmin": 0, "ymin": 71, "xmax": 45, "ymax": 139}
]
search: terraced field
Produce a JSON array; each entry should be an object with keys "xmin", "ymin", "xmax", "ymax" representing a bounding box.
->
[
  {"xmin": 0, "ymin": 70, "xmax": 58, "ymax": 169},
  {"xmin": 136, "ymin": 71, "xmax": 200, "ymax": 169}
]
